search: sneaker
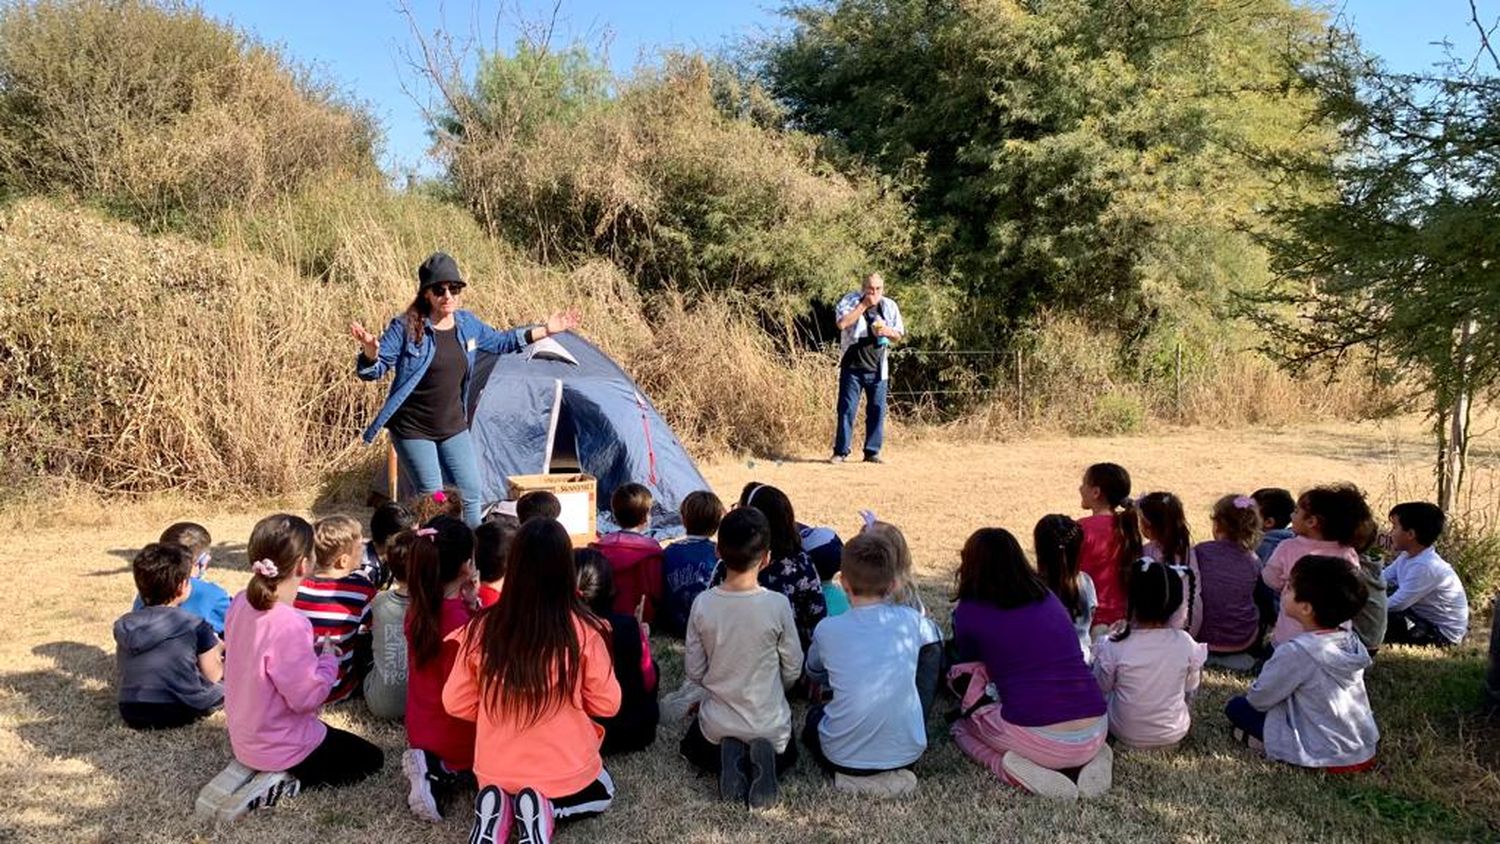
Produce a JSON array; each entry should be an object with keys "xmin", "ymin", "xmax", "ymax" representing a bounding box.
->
[
  {"xmin": 403, "ymin": 748, "xmax": 444, "ymax": 822},
  {"xmin": 194, "ymin": 760, "xmax": 256, "ymax": 822},
  {"xmin": 833, "ymin": 769, "xmax": 918, "ymax": 799},
  {"xmin": 746, "ymin": 738, "xmax": 780, "ymax": 809},
  {"xmin": 1000, "ymin": 751, "xmax": 1078, "ymax": 800},
  {"xmin": 1076, "ymin": 745, "xmax": 1113, "ymax": 798},
  {"xmin": 1231, "ymin": 728, "xmax": 1266, "ymax": 752},
  {"xmin": 829, "ymin": 454, "xmax": 848, "ymax": 464},
  {"xmin": 213, "ymin": 769, "xmax": 301, "ymax": 824},
  {"xmin": 718, "ymin": 738, "xmax": 750, "ymax": 803},
  {"xmin": 862, "ymin": 453, "xmax": 884, "ymax": 464},
  {"xmin": 514, "ymin": 787, "xmax": 555, "ymax": 844},
  {"xmin": 470, "ymin": 786, "xmax": 513, "ymax": 844}
]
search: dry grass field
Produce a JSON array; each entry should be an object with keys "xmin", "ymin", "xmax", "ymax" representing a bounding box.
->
[{"xmin": 2, "ymin": 417, "xmax": 1497, "ymax": 843}]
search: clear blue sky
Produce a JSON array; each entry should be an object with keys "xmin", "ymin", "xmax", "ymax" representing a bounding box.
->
[{"xmin": 194, "ymin": 0, "xmax": 1500, "ymax": 177}]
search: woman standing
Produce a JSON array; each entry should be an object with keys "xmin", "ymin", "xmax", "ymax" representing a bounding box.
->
[{"xmin": 352, "ymin": 252, "xmax": 578, "ymax": 526}]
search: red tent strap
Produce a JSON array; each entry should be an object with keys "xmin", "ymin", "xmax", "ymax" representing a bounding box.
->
[{"xmin": 634, "ymin": 390, "xmax": 659, "ymax": 486}]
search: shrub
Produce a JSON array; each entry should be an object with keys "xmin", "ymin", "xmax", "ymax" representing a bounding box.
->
[
  {"xmin": 1440, "ymin": 517, "xmax": 1500, "ymax": 601},
  {"xmin": 1083, "ymin": 391, "xmax": 1147, "ymax": 436}
]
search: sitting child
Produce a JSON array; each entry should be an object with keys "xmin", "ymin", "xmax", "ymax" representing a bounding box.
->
[
  {"xmin": 363, "ymin": 530, "xmax": 416, "ymax": 720},
  {"xmin": 1076, "ymin": 463, "xmax": 1143, "ymax": 632},
  {"xmin": 1226, "ymin": 554, "xmax": 1379, "ymax": 771},
  {"xmin": 411, "ymin": 487, "xmax": 464, "ymax": 524},
  {"xmin": 132, "ymin": 522, "xmax": 232, "ymax": 635},
  {"xmin": 804, "ymin": 532, "xmax": 939, "ymax": 797},
  {"xmin": 863, "ymin": 518, "xmax": 942, "ymax": 718},
  {"xmin": 293, "ymin": 515, "xmax": 377, "ymax": 704},
  {"xmin": 681, "ymin": 507, "xmax": 803, "ymax": 809},
  {"xmin": 1253, "ymin": 488, "xmax": 1297, "ymax": 564},
  {"xmin": 576, "ymin": 548, "xmax": 660, "ymax": 755},
  {"xmin": 1382, "ymin": 502, "xmax": 1469, "ymax": 647},
  {"xmin": 115, "ymin": 542, "xmax": 224, "ymax": 729},
  {"xmin": 592, "ymin": 483, "xmax": 665, "ymax": 624},
  {"xmin": 474, "ymin": 514, "xmax": 519, "ymax": 608},
  {"xmin": 1092, "ymin": 561, "xmax": 1206, "ymax": 750},
  {"xmin": 1138, "ymin": 492, "xmax": 1203, "ymax": 638},
  {"xmin": 362, "ymin": 501, "xmax": 415, "ymax": 588},
  {"xmin": 801, "ymin": 523, "xmax": 851, "ymax": 617},
  {"xmin": 1194, "ymin": 495, "xmax": 1266, "ymax": 668},
  {"xmin": 516, "ymin": 490, "xmax": 561, "ymax": 523},
  {"xmin": 661, "ymin": 490, "xmax": 725, "ymax": 638},
  {"xmin": 1033, "ymin": 514, "xmax": 1095, "ymax": 662},
  {"xmin": 736, "ymin": 483, "xmax": 827, "ymax": 652}
]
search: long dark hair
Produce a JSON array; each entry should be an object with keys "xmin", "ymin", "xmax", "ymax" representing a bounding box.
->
[
  {"xmin": 404, "ymin": 292, "xmax": 432, "ymax": 344},
  {"xmin": 1112, "ymin": 560, "xmax": 1183, "ymax": 642},
  {"xmin": 1139, "ymin": 492, "xmax": 1191, "ymax": 566},
  {"xmin": 471, "ymin": 519, "xmax": 608, "ymax": 727},
  {"xmin": 407, "ymin": 515, "xmax": 475, "ymax": 667},
  {"xmin": 246, "ymin": 514, "xmax": 314, "ymax": 611},
  {"xmin": 1034, "ymin": 514, "xmax": 1085, "ymax": 616},
  {"xmin": 954, "ymin": 528, "xmax": 1047, "ymax": 609},
  {"xmin": 1298, "ymin": 484, "xmax": 1377, "ymax": 550},
  {"xmin": 1085, "ymin": 463, "xmax": 1143, "ymax": 593},
  {"xmin": 739, "ymin": 483, "xmax": 800, "ymax": 561},
  {"xmin": 574, "ymin": 547, "xmax": 615, "ymax": 618}
]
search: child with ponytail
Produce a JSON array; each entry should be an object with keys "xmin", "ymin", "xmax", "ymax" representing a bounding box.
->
[
  {"xmin": 1034, "ymin": 514, "xmax": 1096, "ymax": 661},
  {"xmin": 1138, "ymin": 492, "xmax": 1203, "ymax": 639},
  {"xmin": 444, "ymin": 519, "xmax": 621, "ymax": 844},
  {"xmin": 198, "ymin": 514, "xmax": 384, "ymax": 824},
  {"xmin": 1076, "ymin": 463, "xmax": 1143, "ymax": 631},
  {"xmin": 1194, "ymin": 495, "xmax": 1266, "ymax": 667},
  {"xmin": 402, "ymin": 515, "xmax": 480, "ymax": 823}
]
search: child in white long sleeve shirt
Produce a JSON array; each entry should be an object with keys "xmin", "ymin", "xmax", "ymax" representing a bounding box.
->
[{"xmin": 1382, "ymin": 502, "xmax": 1468, "ymax": 647}]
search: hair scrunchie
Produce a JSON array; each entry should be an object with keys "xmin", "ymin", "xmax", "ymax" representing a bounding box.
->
[
  {"xmin": 415, "ymin": 527, "xmax": 437, "ymax": 539},
  {"xmin": 1233, "ymin": 495, "xmax": 1256, "ymax": 510},
  {"xmin": 251, "ymin": 559, "xmax": 279, "ymax": 578}
]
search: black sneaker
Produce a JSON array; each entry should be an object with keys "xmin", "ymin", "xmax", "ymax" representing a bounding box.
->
[
  {"xmin": 863, "ymin": 453, "xmax": 884, "ymax": 464},
  {"xmin": 718, "ymin": 738, "xmax": 750, "ymax": 804},
  {"xmin": 746, "ymin": 738, "xmax": 780, "ymax": 809}
]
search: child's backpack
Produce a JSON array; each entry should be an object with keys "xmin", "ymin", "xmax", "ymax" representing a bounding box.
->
[{"xmin": 945, "ymin": 661, "xmax": 1009, "ymax": 743}]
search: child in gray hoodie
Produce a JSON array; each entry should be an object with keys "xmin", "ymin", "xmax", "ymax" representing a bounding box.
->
[
  {"xmin": 1224, "ymin": 554, "xmax": 1379, "ymax": 770},
  {"xmin": 115, "ymin": 543, "xmax": 225, "ymax": 729}
]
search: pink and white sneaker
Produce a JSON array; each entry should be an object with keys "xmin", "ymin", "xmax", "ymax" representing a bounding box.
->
[
  {"xmin": 514, "ymin": 787, "xmax": 555, "ymax": 844},
  {"xmin": 469, "ymin": 786, "xmax": 513, "ymax": 844}
]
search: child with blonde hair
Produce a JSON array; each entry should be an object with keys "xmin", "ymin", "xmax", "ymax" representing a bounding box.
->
[
  {"xmin": 1194, "ymin": 495, "xmax": 1266, "ymax": 669},
  {"xmin": 293, "ymin": 514, "xmax": 378, "ymax": 703},
  {"xmin": 862, "ymin": 517, "xmax": 942, "ymax": 716}
]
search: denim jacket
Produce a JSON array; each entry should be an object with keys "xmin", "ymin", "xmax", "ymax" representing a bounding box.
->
[{"xmin": 357, "ymin": 310, "xmax": 532, "ymax": 443}]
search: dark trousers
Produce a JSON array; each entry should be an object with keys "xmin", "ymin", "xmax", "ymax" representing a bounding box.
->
[
  {"xmin": 1487, "ymin": 598, "xmax": 1500, "ymax": 713},
  {"xmin": 288, "ymin": 725, "xmax": 384, "ymax": 790},
  {"xmin": 833, "ymin": 368, "xmax": 887, "ymax": 458},
  {"xmin": 916, "ymin": 641, "xmax": 943, "ymax": 720},
  {"xmin": 1224, "ymin": 696, "xmax": 1267, "ymax": 740},
  {"xmin": 679, "ymin": 719, "xmax": 796, "ymax": 774},
  {"xmin": 1384, "ymin": 609, "xmax": 1455, "ymax": 648},
  {"xmin": 802, "ymin": 704, "xmax": 914, "ymax": 777},
  {"xmin": 598, "ymin": 701, "xmax": 660, "ymax": 756},
  {"xmin": 119, "ymin": 700, "xmax": 216, "ymax": 730}
]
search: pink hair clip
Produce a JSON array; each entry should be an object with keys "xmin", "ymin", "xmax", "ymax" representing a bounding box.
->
[
  {"xmin": 1233, "ymin": 495, "xmax": 1256, "ymax": 510},
  {"xmin": 250, "ymin": 559, "xmax": 279, "ymax": 578},
  {"xmin": 432, "ymin": 491, "xmax": 447, "ymax": 504},
  {"xmin": 415, "ymin": 527, "xmax": 437, "ymax": 539}
]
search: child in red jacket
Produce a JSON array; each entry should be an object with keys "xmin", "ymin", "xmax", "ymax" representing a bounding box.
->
[{"xmin": 592, "ymin": 484, "xmax": 664, "ymax": 625}]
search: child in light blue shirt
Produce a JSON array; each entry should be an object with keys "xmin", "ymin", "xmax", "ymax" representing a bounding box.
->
[{"xmin": 131, "ymin": 522, "xmax": 230, "ymax": 635}]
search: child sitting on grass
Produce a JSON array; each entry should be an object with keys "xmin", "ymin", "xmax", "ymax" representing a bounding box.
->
[
  {"xmin": 737, "ymin": 483, "xmax": 827, "ymax": 652},
  {"xmin": 1226, "ymin": 554, "xmax": 1379, "ymax": 771},
  {"xmin": 132, "ymin": 522, "xmax": 231, "ymax": 635},
  {"xmin": 1076, "ymin": 463, "xmax": 1143, "ymax": 632},
  {"xmin": 115, "ymin": 542, "xmax": 224, "ymax": 729},
  {"xmin": 682, "ymin": 507, "xmax": 803, "ymax": 809},
  {"xmin": 863, "ymin": 517, "xmax": 943, "ymax": 718},
  {"xmin": 474, "ymin": 514, "xmax": 519, "ymax": 608},
  {"xmin": 804, "ymin": 531, "xmax": 940, "ymax": 797},
  {"xmin": 1194, "ymin": 495, "xmax": 1266, "ymax": 669},
  {"xmin": 363, "ymin": 501, "xmax": 415, "ymax": 588},
  {"xmin": 1092, "ymin": 561, "xmax": 1206, "ymax": 750},
  {"xmin": 293, "ymin": 515, "xmax": 377, "ymax": 704},
  {"xmin": 576, "ymin": 548, "xmax": 660, "ymax": 755},
  {"xmin": 1138, "ymin": 491, "xmax": 1202, "ymax": 638},
  {"xmin": 363, "ymin": 529, "xmax": 416, "ymax": 720},
  {"xmin": 1382, "ymin": 502, "xmax": 1469, "ymax": 647},
  {"xmin": 1253, "ymin": 488, "xmax": 1297, "ymax": 564},
  {"xmin": 516, "ymin": 489, "xmax": 561, "ymax": 523},
  {"xmin": 593, "ymin": 483, "xmax": 664, "ymax": 624},
  {"xmin": 1034, "ymin": 514, "xmax": 1095, "ymax": 662},
  {"xmin": 661, "ymin": 490, "xmax": 725, "ymax": 639},
  {"xmin": 1263, "ymin": 485, "xmax": 1387, "ymax": 652}
]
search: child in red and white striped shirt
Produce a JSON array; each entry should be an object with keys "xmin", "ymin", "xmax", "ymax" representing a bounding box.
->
[{"xmin": 293, "ymin": 515, "xmax": 377, "ymax": 704}]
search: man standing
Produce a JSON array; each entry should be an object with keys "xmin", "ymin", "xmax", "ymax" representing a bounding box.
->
[{"xmin": 831, "ymin": 273, "xmax": 904, "ymax": 464}]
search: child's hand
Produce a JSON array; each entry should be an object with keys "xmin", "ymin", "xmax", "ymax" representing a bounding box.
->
[
  {"xmin": 317, "ymin": 635, "xmax": 337, "ymax": 659},
  {"xmin": 460, "ymin": 578, "xmax": 481, "ymax": 612}
]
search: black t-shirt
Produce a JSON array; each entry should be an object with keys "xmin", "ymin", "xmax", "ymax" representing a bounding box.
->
[
  {"xmin": 387, "ymin": 327, "xmax": 469, "ymax": 441},
  {"xmin": 839, "ymin": 305, "xmax": 886, "ymax": 373}
]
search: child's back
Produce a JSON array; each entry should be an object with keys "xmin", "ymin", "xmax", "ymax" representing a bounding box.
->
[
  {"xmin": 1264, "ymin": 536, "xmax": 1358, "ymax": 645},
  {"xmin": 1194, "ymin": 539, "xmax": 1263, "ymax": 652},
  {"xmin": 293, "ymin": 569, "xmax": 377, "ymax": 703},
  {"xmin": 661, "ymin": 536, "xmax": 717, "ymax": 638},
  {"xmin": 223, "ymin": 593, "xmax": 337, "ymax": 770},
  {"xmin": 1077, "ymin": 513, "xmax": 1125, "ymax": 627},
  {"xmin": 686, "ymin": 586, "xmax": 802, "ymax": 750},
  {"xmin": 133, "ymin": 577, "xmax": 231, "ymax": 635},
  {"xmin": 115, "ymin": 604, "xmax": 223, "ymax": 727},
  {"xmin": 363, "ymin": 587, "xmax": 409, "ymax": 719},
  {"xmin": 577, "ymin": 547, "xmax": 660, "ymax": 755},
  {"xmin": 1092, "ymin": 628, "xmax": 1205, "ymax": 748},
  {"xmin": 1248, "ymin": 629, "xmax": 1377, "ymax": 767},
  {"xmin": 593, "ymin": 530, "xmax": 664, "ymax": 622}
]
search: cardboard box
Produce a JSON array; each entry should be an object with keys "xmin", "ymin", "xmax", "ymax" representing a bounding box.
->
[{"xmin": 506, "ymin": 472, "xmax": 597, "ymax": 547}]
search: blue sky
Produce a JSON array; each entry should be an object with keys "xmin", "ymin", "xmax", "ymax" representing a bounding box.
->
[{"xmin": 194, "ymin": 0, "xmax": 1500, "ymax": 176}]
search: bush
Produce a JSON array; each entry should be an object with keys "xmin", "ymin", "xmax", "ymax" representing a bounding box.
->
[
  {"xmin": 1441, "ymin": 517, "xmax": 1500, "ymax": 601},
  {"xmin": 0, "ymin": 0, "xmax": 375, "ymax": 226},
  {"xmin": 1083, "ymin": 391, "xmax": 1147, "ymax": 436}
]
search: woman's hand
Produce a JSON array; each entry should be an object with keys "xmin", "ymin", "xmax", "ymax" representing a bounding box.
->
[
  {"xmin": 350, "ymin": 321, "xmax": 378, "ymax": 361},
  {"xmin": 543, "ymin": 309, "xmax": 581, "ymax": 337}
]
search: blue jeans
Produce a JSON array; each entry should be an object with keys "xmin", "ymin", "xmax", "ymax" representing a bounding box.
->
[
  {"xmin": 1225, "ymin": 695, "xmax": 1266, "ymax": 740},
  {"xmin": 390, "ymin": 430, "xmax": 484, "ymax": 526},
  {"xmin": 833, "ymin": 368, "xmax": 887, "ymax": 458}
]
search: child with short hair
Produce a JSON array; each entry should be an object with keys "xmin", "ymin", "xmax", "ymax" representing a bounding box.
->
[
  {"xmin": 132, "ymin": 522, "xmax": 232, "ymax": 635},
  {"xmin": 1194, "ymin": 495, "xmax": 1266, "ymax": 668},
  {"xmin": 403, "ymin": 515, "xmax": 480, "ymax": 823},
  {"xmin": 576, "ymin": 548, "xmax": 660, "ymax": 755},
  {"xmin": 363, "ymin": 529, "xmax": 416, "ymax": 720},
  {"xmin": 1092, "ymin": 561, "xmax": 1207, "ymax": 750},
  {"xmin": 474, "ymin": 514, "xmax": 519, "ymax": 608},
  {"xmin": 293, "ymin": 515, "xmax": 378, "ymax": 704},
  {"xmin": 738, "ymin": 483, "xmax": 827, "ymax": 652},
  {"xmin": 863, "ymin": 518, "xmax": 943, "ymax": 717},
  {"xmin": 661, "ymin": 490, "xmax": 725, "ymax": 638},
  {"xmin": 1077, "ymin": 463, "xmax": 1144, "ymax": 631},
  {"xmin": 1383, "ymin": 502, "xmax": 1469, "ymax": 647},
  {"xmin": 1034, "ymin": 514, "xmax": 1095, "ymax": 662},
  {"xmin": 1226, "ymin": 555, "xmax": 1379, "ymax": 771},
  {"xmin": 115, "ymin": 542, "xmax": 224, "ymax": 729},
  {"xmin": 681, "ymin": 507, "xmax": 803, "ymax": 808},
  {"xmin": 199, "ymin": 514, "xmax": 383, "ymax": 824},
  {"xmin": 1252, "ymin": 488, "xmax": 1297, "ymax": 563},
  {"xmin": 516, "ymin": 490, "xmax": 562, "ymax": 523},
  {"xmin": 444, "ymin": 519, "xmax": 622, "ymax": 843},
  {"xmin": 804, "ymin": 532, "xmax": 940, "ymax": 797},
  {"xmin": 411, "ymin": 487, "xmax": 464, "ymax": 524},
  {"xmin": 364, "ymin": 501, "xmax": 416, "ymax": 588},
  {"xmin": 1138, "ymin": 492, "xmax": 1203, "ymax": 638},
  {"xmin": 593, "ymin": 482, "xmax": 665, "ymax": 624}
]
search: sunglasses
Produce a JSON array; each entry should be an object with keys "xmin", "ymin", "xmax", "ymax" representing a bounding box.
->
[{"xmin": 428, "ymin": 283, "xmax": 466, "ymax": 297}]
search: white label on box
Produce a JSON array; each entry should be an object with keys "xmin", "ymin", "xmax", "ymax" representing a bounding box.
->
[{"xmin": 556, "ymin": 491, "xmax": 592, "ymax": 537}]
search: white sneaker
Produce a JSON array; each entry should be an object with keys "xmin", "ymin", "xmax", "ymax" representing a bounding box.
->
[
  {"xmin": 194, "ymin": 760, "xmax": 256, "ymax": 822},
  {"xmin": 403, "ymin": 749, "xmax": 443, "ymax": 823},
  {"xmin": 219, "ymin": 770, "xmax": 301, "ymax": 824},
  {"xmin": 1000, "ymin": 751, "xmax": 1078, "ymax": 800},
  {"xmin": 1077, "ymin": 744, "xmax": 1113, "ymax": 798},
  {"xmin": 833, "ymin": 769, "xmax": 918, "ymax": 798}
]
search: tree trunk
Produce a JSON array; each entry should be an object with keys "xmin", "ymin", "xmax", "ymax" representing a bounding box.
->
[{"xmin": 1438, "ymin": 318, "xmax": 1476, "ymax": 513}]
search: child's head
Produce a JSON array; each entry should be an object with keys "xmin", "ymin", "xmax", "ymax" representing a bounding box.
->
[
  {"xmin": 1081, "ymin": 462, "xmax": 1132, "ymax": 510},
  {"xmin": 410, "ymin": 488, "xmax": 464, "ymax": 524},
  {"xmin": 717, "ymin": 506, "xmax": 771, "ymax": 574},
  {"xmin": 739, "ymin": 483, "xmax": 800, "ymax": 561},
  {"xmin": 384, "ymin": 528, "xmax": 418, "ymax": 586},
  {"xmin": 159, "ymin": 521, "xmax": 211, "ymax": 561},
  {"xmin": 1388, "ymin": 501, "xmax": 1446, "ymax": 552},
  {"xmin": 955, "ymin": 527, "xmax": 1047, "ymax": 609},
  {"xmin": 573, "ymin": 547, "xmax": 615, "ymax": 617},
  {"xmin": 133, "ymin": 542, "xmax": 194, "ymax": 607},
  {"xmin": 866, "ymin": 520, "xmax": 913, "ymax": 589},
  {"xmin": 1285, "ymin": 554, "xmax": 1369, "ymax": 630},
  {"xmin": 681, "ymin": 490, "xmax": 725, "ymax": 537},
  {"xmin": 1033, "ymin": 514, "xmax": 1084, "ymax": 613},
  {"xmin": 1112, "ymin": 559, "xmax": 1183, "ymax": 640},
  {"xmin": 312, "ymin": 514, "xmax": 363, "ymax": 574},
  {"xmin": 611, "ymin": 483, "xmax": 653, "ymax": 531},
  {"xmin": 407, "ymin": 515, "xmax": 476, "ymax": 666},
  {"xmin": 246, "ymin": 514, "xmax": 315, "ymax": 611},
  {"xmin": 474, "ymin": 514, "xmax": 520, "ymax": 585},
  {"xmin": 1295, "ymin": 484, "xmax": 1376, "ymax": 549},
  {"xmin": 1211, "ymin": 495, "xmax": 1263, "ymax": 552},
  {"xmin": 1138, "ymin": 491, "xmax": 1191, "ymax": 565},
  {"xmin": 839, "ymin": 532, "xmax": 899, "ymax": 599},
  {"xmin": 370, "ymin": 501, "xmax": 416, "ymax": 555},
  {"xmin": 516, "ymin": 490, "xmax": 561, "ymax": 523},
  {"xmin": 1252, "ymin": 487, "xmax": 1295, "ymax": 531}
]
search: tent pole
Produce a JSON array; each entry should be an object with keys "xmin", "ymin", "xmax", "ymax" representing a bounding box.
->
[{"xmin": 386, "ymin": 436, "xmax": 399, "ymax": 502}]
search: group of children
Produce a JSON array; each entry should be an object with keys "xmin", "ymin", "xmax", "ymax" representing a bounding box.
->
[{"xmin": 111, "ymin": 463, "xmax": 1474, "ymax": 840}]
